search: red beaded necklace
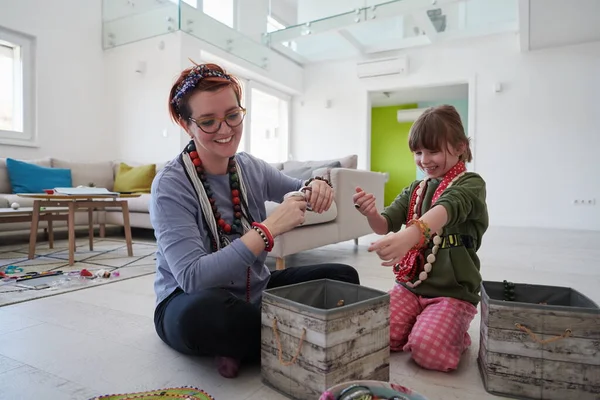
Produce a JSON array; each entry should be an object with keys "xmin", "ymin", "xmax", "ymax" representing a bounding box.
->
[
  {"xmin": 393, "ymin": 162, "xmax": 467, "ymax": 283},
  {"xmin": 186, "ymin": 142, "xmax": 244, "ymax": 239},
  {"xmin": 185, "ymin": 141, "xmax": 252, "ymax": 302}
]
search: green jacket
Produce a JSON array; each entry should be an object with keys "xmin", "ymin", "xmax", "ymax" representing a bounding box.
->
[{"xmin": 381, "ymin": 172, "xmax": 489, "ymax": 305}]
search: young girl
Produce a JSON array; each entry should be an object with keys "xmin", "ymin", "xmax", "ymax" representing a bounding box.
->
[{"xmin": 353, "ymin": 105, "xmax": 488, "ymax": 372}]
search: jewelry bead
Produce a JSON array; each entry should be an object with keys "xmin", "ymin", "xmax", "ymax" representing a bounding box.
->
[
  {"xmin": 419, "ymin": 271, "xmax": 428, "ymax": 281},
  {"xmin": 424, "ymin": 263, "xmax": 432, "ymax": 273},
  {"xmin": 432, "ymin": 245, "xmax": 439, "ymax": 255},
  {"xmin": 405, "ymin": 282, "xmax": 414, "ymax": 288},
  {"xmin": 427, "ymin": 254, "xmax": 436, "ymax": 263},
  {"xmin": 412, "ymin": 280, "xmax": 422, "ymax": 288},
  {"xmin": 433, "ymin": 236, "xmax": 442, "ymax": 245}
]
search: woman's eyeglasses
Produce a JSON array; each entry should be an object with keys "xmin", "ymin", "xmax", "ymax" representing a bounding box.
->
[{"xmin": 189, "ymin": 108, "xmax": 247, "ymax": 134}]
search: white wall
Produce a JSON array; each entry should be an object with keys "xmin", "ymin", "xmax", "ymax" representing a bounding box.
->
[
  {"xmin": 104, "ymin": 33, "xmax": 183, "ymax": 164},
  {"xmin": 0, "ymin": 0, "xmax": 115, "ymax": 162},
  {"xmin": 293, "ymin": 34, "xmax": 600, "ymax": 231},
  {"xmin": 104, "ymin": 28, "xmax": 304, "ymax": 163}
]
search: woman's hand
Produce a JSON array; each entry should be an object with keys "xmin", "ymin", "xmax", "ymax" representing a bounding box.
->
[
  {"xmin": 368, "ymin": 226, "xmax": 421, "ymax": 266},
  {"xmin": 304, "ymin": 179, "xmax": 334, "ymax": 214},
  {"xmin": 353, "ymin": 187, "xmax": 379, "ymax": 218},
  {"xmin": 262, "ymin": 196, "xmax": 307, "ymax": 237}
]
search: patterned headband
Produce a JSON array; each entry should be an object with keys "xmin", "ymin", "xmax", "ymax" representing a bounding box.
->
[{"xmin": 171, "ymin": 64, "xmax": 232, "ymax": 111}]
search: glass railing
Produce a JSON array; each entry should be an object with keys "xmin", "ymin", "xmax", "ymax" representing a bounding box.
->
[
  {"xmin": 102, "ymin": 0, "xmax": 179, "ymax": 48},
  {"xmin": 102, "ymin": 0, "xmax": 273, "ymax": 69},
  {"xmin": 102, "ymin": 0, "xmax": 518, "ymax": 67},
  {"xmin": 264, "ymin": 0, "xmax": 518, "ymax": 63}
]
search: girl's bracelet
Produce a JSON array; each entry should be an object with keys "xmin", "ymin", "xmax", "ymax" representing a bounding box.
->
[{"xmin": 406, "ymin": 218, "xmax": 432, "ymax": 249}]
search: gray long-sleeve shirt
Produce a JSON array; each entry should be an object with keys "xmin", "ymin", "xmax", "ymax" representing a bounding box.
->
[{"xmin": 149, "ymin": 152, "xmax": 302, "ymax": 306}]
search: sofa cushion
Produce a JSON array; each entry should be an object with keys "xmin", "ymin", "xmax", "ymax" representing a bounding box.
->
[
  {"xmin": 283, "ymin": 161, "xmax": 341, "ymax": 181},
  {"xmin": 282, "ymin": 154, "xmax": 357, "ymax": 171},
  {"xmin": 113, "ymin": 163, "xmax": 156, "ymax": 193},
  {"xmin": 1, "ymin": 194, "xmax": 34, "ymax": 208},
  {"xmin": 0, "ymin": 157, "xmax": 51, "ymax": 194},
  {"xmin": 123, "ymin": 193, "xmax": 151, "ymax": 213},
  {"xmin": 269, "ymin": 162, "xmax": 283, "ymax": 170},
  {"xmin": 264, "ymin": 200, "xmax": 337, "ymax": 226},
  {"xmin": 113, "ymin": 160, "xmax": 167, "ymax": 179},
  {"xmin": 6, "ymin": 158, "xmax": 72, "ymax": 194},
  {"xmin": 52, "ymin": 159, "xmax": 115, "ymax": 190}
]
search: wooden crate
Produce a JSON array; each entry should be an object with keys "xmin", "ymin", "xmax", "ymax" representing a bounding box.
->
[
  {"xmin": 478, "ymin": 281, "xmax": 600, "ymax": 400},
  {"xmin": 261, "ymin": 279, "xmax": 390, "ymax": 400}
]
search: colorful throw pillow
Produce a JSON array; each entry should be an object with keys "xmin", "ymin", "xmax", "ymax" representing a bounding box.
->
[
  {"xmin": 6, "ymin": 158, "xmax": 72, "ymax": 194},
  {"xmin": 113, "ymin": 162, "xmax": 156, "ymax": 193}
]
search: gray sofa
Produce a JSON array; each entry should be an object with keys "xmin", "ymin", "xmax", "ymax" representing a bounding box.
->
[{"xmin": 0, "ymin": 155, "xmax": 386, "ymax": 267}]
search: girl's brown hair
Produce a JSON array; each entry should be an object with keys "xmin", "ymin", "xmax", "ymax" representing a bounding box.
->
[
  {"xmin": 168, "ymin": 62, "xmax": 243, "ymax": 130},
  {"xmin": 408, "ymin": 104, "xmax": 472, "ymax": 162}
]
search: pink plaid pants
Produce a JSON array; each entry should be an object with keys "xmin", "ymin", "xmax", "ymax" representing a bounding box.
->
[{"xmin": 389, "ymin": 283, "xmax": 477, "ymax": 372}]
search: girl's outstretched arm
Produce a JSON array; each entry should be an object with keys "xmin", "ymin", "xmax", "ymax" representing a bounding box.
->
[{"xmin": 369, "ymin": 173, "xmax": 487, "ymax": 265}]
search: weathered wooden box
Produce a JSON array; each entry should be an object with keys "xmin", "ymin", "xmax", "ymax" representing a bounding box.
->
[
  {"xmin": 261, "ymin": 279, "xmax": 390, "ymax": 400},
  {"xmin": 478, "ymin": 281, "xmax": 600, "ymax": 400}
]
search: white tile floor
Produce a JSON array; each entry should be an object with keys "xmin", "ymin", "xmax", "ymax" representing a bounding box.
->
[{"xmin": 0, "ymin": 226, "xmax": 599, "ymax": 400}]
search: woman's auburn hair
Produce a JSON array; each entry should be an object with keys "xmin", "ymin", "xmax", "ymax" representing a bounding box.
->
[{"xmin": 168, "ymin": 62, "xmax": 243, "ymax": 130}]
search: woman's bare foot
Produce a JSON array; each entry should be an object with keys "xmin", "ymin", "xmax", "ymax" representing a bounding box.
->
[{"xmin": 215, "ymin": 356, "xmax": 241, "ymax": 378}]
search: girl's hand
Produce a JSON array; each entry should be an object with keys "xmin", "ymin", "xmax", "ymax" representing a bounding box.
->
[
  {"xmin": 263, "ymin": 196, "xmax": 307, "ymax": 237},
  {"xmin": 353, "ymin": 187, "xmax": 378, "ymax": 217},
  {"xmin": 368, "ymin": 227, "xmax": 421, "ymax": 266},
  {"xmin": 304, "ymin": 179, "xmax": 333, "ymax": 214}
]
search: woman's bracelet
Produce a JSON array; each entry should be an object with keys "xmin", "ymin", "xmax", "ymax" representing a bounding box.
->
[
  {"xmin": 251, "ymin": 222, "xmax": 274, "ymax": 252},
  {"xmin": 305, "ymin": 176, "xmax": 333, "ymax": 188},
  {"xmin": 406, "ymin": 218, "xmax": 431, "ymax": 249}
]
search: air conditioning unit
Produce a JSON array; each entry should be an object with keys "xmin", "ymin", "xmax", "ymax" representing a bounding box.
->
[
  {"xmin": 397, "ymin": 108, "xmax": 428, "ymax": 122},
  {"xmin": 357, "ymin": 56, "xmax": 408, "ymax": 79}
]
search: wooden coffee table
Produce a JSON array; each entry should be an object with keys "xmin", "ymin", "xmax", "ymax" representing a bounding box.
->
[
  {"xmin": 17, "ymin": 193, "xmax": 141, "ymax": 266},
  {"xmin": 0, "ymin": 206, "xmax": 69, "ymax": 249}
]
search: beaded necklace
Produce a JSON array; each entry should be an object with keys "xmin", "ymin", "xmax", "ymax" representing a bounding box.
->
[
  {"xmin": 394, "ymin": 162, "xmax": 467, "ymax": 288},
  {"xmin": 183, "ymin": 141, "xmax": 253, "ymax": 302}
]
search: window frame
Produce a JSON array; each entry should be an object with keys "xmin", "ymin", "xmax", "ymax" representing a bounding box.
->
[
  {"xmin": 240, "ymin": 78, "xmax": 291, "ymax": 163},
  {"xmin": 0, "ymin": 26, "xmax": 36, "ymax": 148}
]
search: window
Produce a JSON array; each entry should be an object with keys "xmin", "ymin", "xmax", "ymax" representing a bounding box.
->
[
  {"xmin": 247, "ymin": 85, "xmax": 290, "ymax": 163},
  {"xmin": 0, "ymin": 44, "xmax": 17, "ymax": 132},
  {"xmin": 0, "ymin": 27, "xmax": 35, "ymax": 147},
  {"xmin": 203, "ymin": 0, "xmax": 234, "ymax": 28}
]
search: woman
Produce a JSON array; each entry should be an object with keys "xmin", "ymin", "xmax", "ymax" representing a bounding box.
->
[{"xmin": 149, "ymin": 63, "xmax": 360, "ymax": 379}]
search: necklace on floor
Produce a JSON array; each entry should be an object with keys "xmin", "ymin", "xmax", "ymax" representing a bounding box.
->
[
  {"xmin": 184, "ymin": 141, "xmax": 252, "ymax": 302},
  {"xmin": 394, "ymin": 162, "xmax": 467, "ymax": 288}
]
